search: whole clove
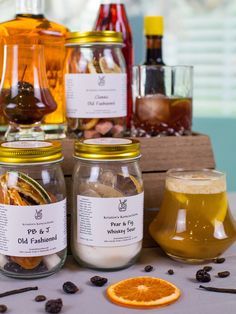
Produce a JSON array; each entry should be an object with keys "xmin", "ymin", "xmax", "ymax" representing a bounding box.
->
[
  {"xmin": 199, "ymin": 285, "xmax": 236, "ymax": 294},
  {"xmin": 0, "ymin": 286, "xmax": 38, "ymax": 298}
]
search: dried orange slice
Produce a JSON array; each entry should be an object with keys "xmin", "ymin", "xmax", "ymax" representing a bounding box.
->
[
  {"xmin": 107, "ymin": 276, "xmax": 181, "ymax": 309},
  {"xmin": 79, "ymin": 118, "xmax": 99, "ymax": 131}
]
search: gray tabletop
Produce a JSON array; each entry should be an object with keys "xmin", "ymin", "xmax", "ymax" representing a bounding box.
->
[{"xmin": 1, "ymin": 194, "xmax": 236, "ymax": 314}]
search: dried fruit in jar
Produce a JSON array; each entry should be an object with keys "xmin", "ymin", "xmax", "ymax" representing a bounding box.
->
[
  {"xmin": 10, "ymin": 256, "xmax": 43, "ymax": 270},
  {"xmin": 79, "ymin": 118, "xmax": 99, "ymax": 131},
  {"xmin": 84, "ymin": 182, "xmax": 123, "ymax": 198},
  {"xmin": 99, "ymin": 56, "xmax": 121, "ymax": 73},
  {"xmin": 0, "ymin": 172, "xmax": 52, "ymax": 205},
  {"xmin": 116, "ymin": 174, "xmax": 143, "ymax": 196},
  {"xmin": 0, "ymin": 171, "xmax": 54, "ymax": 270},
  {"xmin": 88, "ymin": 59, "xmax": 103, "ymax": 74},
  {"xmin": 79, "ymin": 56, "xmax": 123, "ymax": 139}
]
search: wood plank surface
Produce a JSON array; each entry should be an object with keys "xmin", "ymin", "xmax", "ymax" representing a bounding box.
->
[{"xmin": 61, "ymin": 134, "xmax": 215, "ymax": 175}]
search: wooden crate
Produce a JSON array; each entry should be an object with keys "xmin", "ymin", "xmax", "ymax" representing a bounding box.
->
[{"xmin": 61, "ymin": 134, "xmax": 215, "ymax": 248}]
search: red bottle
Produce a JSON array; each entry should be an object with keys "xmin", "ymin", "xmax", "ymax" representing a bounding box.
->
[{"xmin": 94, "ymin": 0, "xmax": 133, "ymax": 130}]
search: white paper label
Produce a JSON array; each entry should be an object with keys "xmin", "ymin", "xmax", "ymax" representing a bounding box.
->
[
  {"xmin": 0, "ymin": 199, "xmax": 67, "ymax": 256},
  {"xmin": 77, "ymin": 193, "xmax": 144, "ymax": 247},
  {"xmin": 65, "ymin": 73, "xmax": 127, "ymax": 118}
]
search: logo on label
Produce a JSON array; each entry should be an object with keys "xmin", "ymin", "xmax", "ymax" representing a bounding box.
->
[
  {"xmin": 98, "ymin": 75, "xmax": 105, "ymax": 86},
  {"xmin": 35, "ymin": 209, "xmax": 43, "ymax": 220},
  {"xmin": 118, "ymin": 199, "xmax": 127, "ymax": 212}
]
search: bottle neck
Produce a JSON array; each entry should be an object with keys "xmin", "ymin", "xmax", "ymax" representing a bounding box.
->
[
  {"xmin": 144, "ymin": 35, "xmax": 164, "ymax": 65},
  {"xmin": 16, "ymin": 0, "xmax": 44, "ymax": 16}
]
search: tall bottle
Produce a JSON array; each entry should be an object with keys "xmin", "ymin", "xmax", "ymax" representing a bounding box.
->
[
  {"xmin": 0, "ymin": 0, "xmax": 68, "ymax": 139},
  {"xmin": 143, "ymin": 16, "xmax": 165, "ymax": 94},
  {"xmin": 94, "ymin": 0, "xmax": 133, "ymax": 130},
  {"xmin": 144, "ymin": 16, "xmax": 165, "ymax": 65}
]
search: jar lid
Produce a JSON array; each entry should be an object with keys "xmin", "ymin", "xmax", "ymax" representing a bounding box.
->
[
  {"xmin": 65, "ymin": 31, "xmax": 123, "ymax": 45},
  {"xmin": 74, "ymin": 138, "xmax": 141, "ymax": 160},
  {"xmin": 0, "ymin": 141, "xmax": 63, "ymax": 164}
]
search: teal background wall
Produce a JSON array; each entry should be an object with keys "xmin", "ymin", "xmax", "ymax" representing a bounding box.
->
[{"xmin": 193, "ymin": 118, "xmax": 236, "ymax": 192}]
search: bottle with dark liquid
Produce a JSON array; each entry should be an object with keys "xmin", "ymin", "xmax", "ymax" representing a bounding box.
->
[
  {"xmin": 0, "ymin": 44, "xmax": 57, "ymax": 141},
  {"xmin": 94, "ymin": 0, "xmax": 133, "ymax": 130},
  {"xmin": 144, "ymin": 16, "xmax": 165, "ymax": 94},
  {"xmin": 0, "ymin": 0, "xmax": 68, "ymax": 139},
  {"xmin": 144, "ymin": 16, "xmax": 165, "ymax": 66}
]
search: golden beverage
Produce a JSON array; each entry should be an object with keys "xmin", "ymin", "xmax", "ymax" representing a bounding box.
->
[
  {"xmin": 149, "ymin": 170, "xmax": 236, "ymax": 262},
  {"xmin": 0, "ymin": 12, "xmax": 68, "ymax": 138}
]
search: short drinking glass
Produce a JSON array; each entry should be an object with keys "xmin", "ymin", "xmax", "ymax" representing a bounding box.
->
[
  {"xmin": 149, "ymin": 169, "xmax": 236, "ymax": 263},
  {"xmin": 132, "ymin": 65, "xmax": 193, "ymax": 137}
]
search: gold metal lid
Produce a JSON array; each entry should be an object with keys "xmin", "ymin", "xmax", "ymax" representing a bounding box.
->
[
  {"xmin": 0, "ymin": 141, "xmax": 63, "ymax": 164},
  {"xmin": 65, "ymin": 31, "xmax": 123, "ymax": 45},
  {"xmin": 74, "ymin": 138, "xmax": 141, "ymax": 160}
]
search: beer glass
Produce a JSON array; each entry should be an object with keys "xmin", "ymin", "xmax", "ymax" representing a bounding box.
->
[
  {"xmin": 149, "ymin": 169, "xmax": 236, "ymax": 263},
  {"xmin": 131, "ymin": 65, "xmax": 193, "ymax": 137}
]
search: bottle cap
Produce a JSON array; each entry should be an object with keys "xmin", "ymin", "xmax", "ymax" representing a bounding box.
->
[{"xmin": 144, "ymin": 16, "xmax": 164, "ymax": 36}]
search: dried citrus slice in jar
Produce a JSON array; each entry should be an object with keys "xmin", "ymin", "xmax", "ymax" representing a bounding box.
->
[
  {"xmin": 107, "ymin": 277, "xmax": 181, "ymax": 309},
  {"xmin": 116, "ymin": 174, "xmax": 143, "ymax": 195}
]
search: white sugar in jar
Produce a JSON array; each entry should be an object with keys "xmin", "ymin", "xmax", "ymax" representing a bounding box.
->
[{"xmin": 72, "ymin": 138, "xmax": 144, "ymax": 270}]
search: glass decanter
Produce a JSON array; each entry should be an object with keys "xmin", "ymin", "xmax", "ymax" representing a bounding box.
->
[{"xmin": 0, "ymin": 44, "xmax": 57, "ymax": 140}]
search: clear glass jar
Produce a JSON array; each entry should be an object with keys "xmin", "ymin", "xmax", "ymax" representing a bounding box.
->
[
  {"xmin": 65, "ymin": 31, "xmax": 127, "ymax": 139},
  {"xmin": 72, "ymin": 138, "xmax": 144, "ymax": 270},
  {"xmin": 0, "ymin": 141, "xmax": 67, "ymax": 278}
]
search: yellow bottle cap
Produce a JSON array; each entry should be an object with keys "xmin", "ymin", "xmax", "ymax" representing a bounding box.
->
[{"xmin": 144, "ymin": 16, "xmax": 164, "ymax": 36}]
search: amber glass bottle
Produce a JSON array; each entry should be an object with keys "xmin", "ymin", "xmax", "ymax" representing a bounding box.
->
[
  {"xmin": 0, "ymin": 0, "xmax": 68, "ymax": 139},
  {"xmin": 94, "ymin": 0, "xmax": 133, "ymax": 130},
  {"xmin": 143, "ymin": 16, "xmax": 165, "ymax": 94}
]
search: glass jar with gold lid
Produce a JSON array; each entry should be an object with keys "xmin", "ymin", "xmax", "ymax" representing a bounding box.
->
[
  {"xmin": 72, "ymin": 138, "xmax": 144, "ymax": 270},
  {"xmin": 0, "ymin": 141, "xmax": 67, "ymax": 278},
  {"xmin": 65, "ymin": 31, "xmax": 127, "ymax": 139}
]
